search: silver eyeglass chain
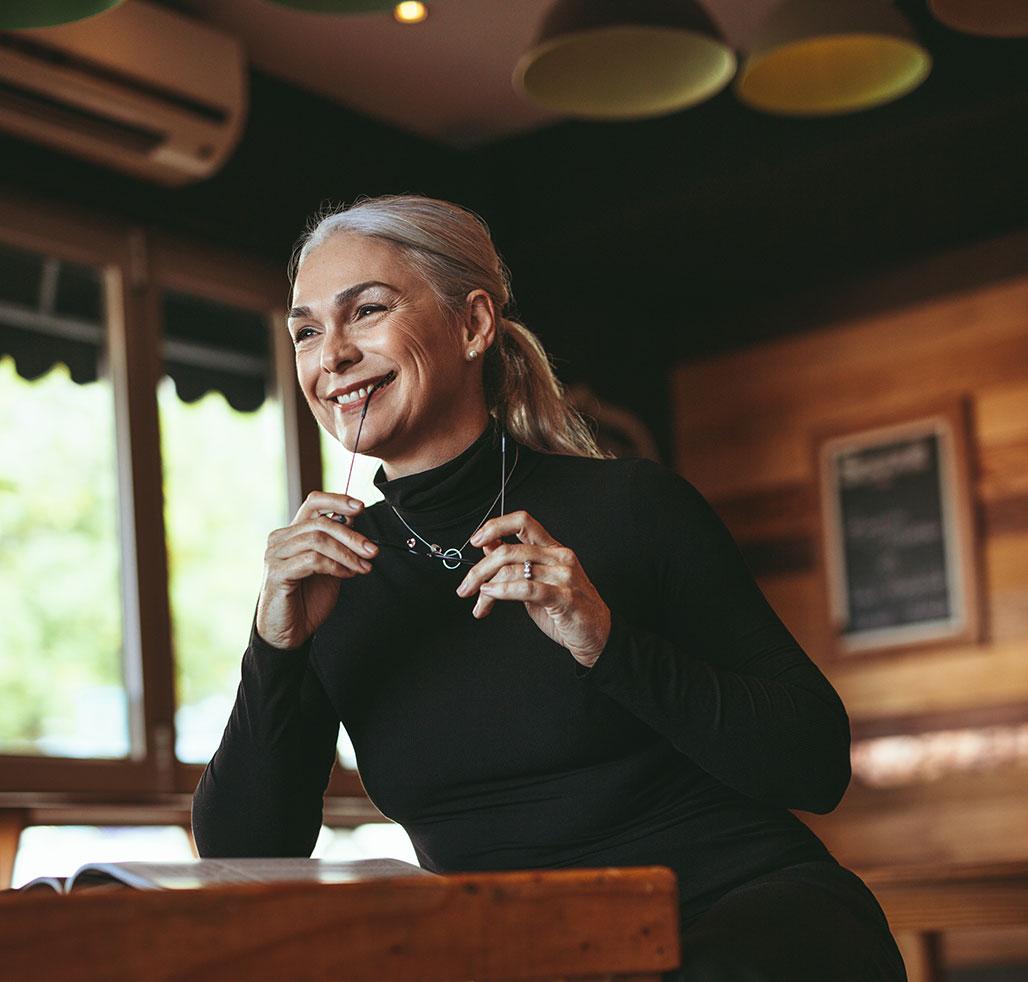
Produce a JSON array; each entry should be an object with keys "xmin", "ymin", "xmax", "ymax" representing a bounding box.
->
[{"xmin": 388, "ymin": 432, "xmax": 517, "ymax": 571}]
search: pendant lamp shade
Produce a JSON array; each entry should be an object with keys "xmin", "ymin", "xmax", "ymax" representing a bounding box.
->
[
  {"xmin": 929, "ymin": 0, "xmax": 1028, "ymax": 38},
  {"xmin": 736, "ymin": 0, "xmax": 932, "ymax": 116},
  {"xmin": 514, "ymin": 0, "xmax": 736, "ymax": 121},
  {"xmin": 0, "ymin": 0, "xmax": 125, "ymax": 29},
  {"xmin": 262, "ymin": 0, "xmax": 398, "ymax": 12}
]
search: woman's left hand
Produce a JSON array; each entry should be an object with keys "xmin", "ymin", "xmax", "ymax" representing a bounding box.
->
[{"xmin": 455, "ymin": 510, "xmax": 611, "ymax": 669}]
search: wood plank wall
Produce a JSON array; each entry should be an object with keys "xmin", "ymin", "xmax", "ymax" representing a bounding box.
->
[{"xmin": 669, "ymin": 232, "xmax": 1028, "ymax": 876}]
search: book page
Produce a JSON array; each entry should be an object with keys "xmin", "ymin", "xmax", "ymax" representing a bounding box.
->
[
  {"xmin": 67, "ymin": 856, "xmax": 430, "ymax": 891},
  {"xmin": 16, "ymin": 876, "xmax": 67, "ymax": 894}
]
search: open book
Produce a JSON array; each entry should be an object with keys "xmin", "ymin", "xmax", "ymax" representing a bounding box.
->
[{"xmin": 18, "ymin": 857, "xmax": 431, "ymax": 894}]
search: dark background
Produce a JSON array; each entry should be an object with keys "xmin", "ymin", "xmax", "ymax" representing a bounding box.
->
[{"xmin": 2, "ymin": 0, "xmax": 1025, "ymax": 462}]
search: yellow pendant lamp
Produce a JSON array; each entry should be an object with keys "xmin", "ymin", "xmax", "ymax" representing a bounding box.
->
[
  {"xmin": 929, "ymin": 0, "xmax": 1028, "ymax": 38},
  {"xmin": 514, "ymin": 0, "xmax": 736, "ymax": 121},
  {"xmin": 736, "ymin": 0, "xmax": 932, "ymax": 116},
  {"xmin": 0, "ymin": 0, "xmax": 125, "ymax": 29}
]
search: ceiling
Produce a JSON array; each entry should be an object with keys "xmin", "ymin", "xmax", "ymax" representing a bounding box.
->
[
  {"xmin": 153, "ymin": 0, "xmax": 783, "ymax": 147},
  {"xmin": 4, "ymin": 0, "xmax": 1024, "ymax": 459}
]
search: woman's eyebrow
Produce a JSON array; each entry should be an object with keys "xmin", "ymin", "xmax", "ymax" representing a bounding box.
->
[{"xmin": 288, "ymin": 280, "xmax": 397, "ymax": 320}]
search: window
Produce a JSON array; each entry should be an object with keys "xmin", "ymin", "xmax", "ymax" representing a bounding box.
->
[
  {"xmin": 11, "ymin": 825, "xmax": 195, "ymax": 888},
  {"xmin": 312, "ymin": 822, "xmax": 418, "ymax": 864},
  {"xmin": 320, "ymin": 428, "xmax": 383, "ymax": 771},
  {"xmin": 0, "ymin": 195, "xmax": 376, "ymax": 882},
  {"xmin": 320, "ymin": 426, "xmax": 383, "ymax": 510},
  {"xmin": 10, "ymin": 820, "xmax": 416, "ymax": 888},
  {"xmin": 0, "ymin": 245, "xmax": 128, "ymax": 759},
  {"xmin": 158, "ymin": 291, "xmax": 288, "ymax": 765}
]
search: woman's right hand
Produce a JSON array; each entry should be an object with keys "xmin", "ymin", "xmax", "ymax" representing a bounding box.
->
[{"xmin": 256, "ymin": 492, "xmax": 378, "ymax": 650}]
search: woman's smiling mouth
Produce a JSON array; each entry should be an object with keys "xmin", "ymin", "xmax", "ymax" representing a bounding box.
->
[{"xmin": 329, "ymin": 371, "xmax": 397, "ymax": 413}]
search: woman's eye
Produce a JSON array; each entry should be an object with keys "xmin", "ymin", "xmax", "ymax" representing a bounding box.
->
[
  {"xmin": 294, "ymin": 327, "xmax": 316, "ymax": 342},
  {"xmin": 356, "ymin": 303, "xmax": 386, "ymax": 319}
]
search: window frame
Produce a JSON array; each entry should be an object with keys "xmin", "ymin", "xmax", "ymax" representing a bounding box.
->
[{"xmin": 0, "ymin": 189, "xmax": 365, "ymax": 812}]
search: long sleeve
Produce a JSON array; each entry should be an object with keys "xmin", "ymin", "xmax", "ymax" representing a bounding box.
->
[
  {"xmin": 579, "ymin": 459, "xmax": 851, "ymax": 815},
  {"xmin": 191, "ymin": 611, "xmax": 340, "ymax": 857}
]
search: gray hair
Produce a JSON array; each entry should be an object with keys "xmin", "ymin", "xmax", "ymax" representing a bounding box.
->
[{"xmin": 287, "ymin": 194, "xmax": 609, "ymax": 459}]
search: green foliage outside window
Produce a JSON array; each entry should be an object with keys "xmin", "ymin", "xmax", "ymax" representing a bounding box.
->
[
  {"xmin": 159, "ymin": 376, "xmax": 288, "ymax": 763},
  {"xmin": 0, "ymin": 357, "xmax": 125, "ymax": 757},
  {"xmin": 0, "ymin": 357, "xmax": 290, "ymax": 764}
]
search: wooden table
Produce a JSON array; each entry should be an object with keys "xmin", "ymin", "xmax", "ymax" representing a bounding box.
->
[
  {"xmin": 0, "ymin": 865, "xmax": 680, "ymax": 981},
  {"xmin": 857, "ymin": 860, "xmax": 1028, "ymax": 982}
]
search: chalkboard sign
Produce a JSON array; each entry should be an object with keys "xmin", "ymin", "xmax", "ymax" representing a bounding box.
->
[{"xmin": 816, "ymin": 402, "xmax": 979, "ymax": 656}]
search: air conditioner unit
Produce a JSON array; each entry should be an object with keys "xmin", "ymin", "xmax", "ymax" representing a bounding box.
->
[{"xmin": 0, "ymin": 0, "xmax": 247, "ymax": 186}]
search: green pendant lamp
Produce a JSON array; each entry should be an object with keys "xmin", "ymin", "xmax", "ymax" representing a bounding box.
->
[
  {"xmin": 262, "ymin": 1, "xmax": 397, "ymax": 11},
  {"xmin": 0, "ymin": 0, "xmax": 126, "ymax": 29},
  {"xmin": 513, "ymin": 0, "xmax": 736, "ymax": 121},
  {"xmin": 736, "ymin": 0, "xmax": 932, "ymax": 116},
  {"xmin": 929, "ymin": 0, "xmax": 1028, "ymax": 38}
]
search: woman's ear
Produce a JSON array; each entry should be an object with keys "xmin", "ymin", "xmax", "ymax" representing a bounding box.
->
[{"xmin": 464, "ymin": 289, "xmax": 497, "ymax": 353}]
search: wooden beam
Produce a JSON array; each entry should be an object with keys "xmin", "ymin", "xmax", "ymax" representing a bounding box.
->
[
  {"xmin": 857, "ymin": 862, "xmax": 1028, "ymax": 982},
  {"xmin": 896, "ymin": 931, "xmax": 943, "ymax": 982},
  {"xmin": 0, "ymin": 810, "xmax": 27, "ymax": 890}
]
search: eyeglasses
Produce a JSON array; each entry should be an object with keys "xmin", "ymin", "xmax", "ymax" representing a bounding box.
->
[
  {"xmin": 329, "ymin": 516, "xmax": 477, "ymax": 569},
  {"xmin": 372, "ymin": 535, "xmax": 479, "ymax": 569}
]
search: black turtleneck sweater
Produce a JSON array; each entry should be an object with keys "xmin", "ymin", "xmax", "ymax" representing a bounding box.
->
[{"xmin": 191, "ymin": 421, "xmax": 851, "ymax": 922}]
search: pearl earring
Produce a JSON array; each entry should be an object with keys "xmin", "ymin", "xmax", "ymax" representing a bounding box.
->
[{"xmin": 467, "ymin": 349, "xmax": 478, "ymax": 360}]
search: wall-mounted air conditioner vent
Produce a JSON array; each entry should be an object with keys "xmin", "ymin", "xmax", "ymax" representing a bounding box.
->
[{"xmin": 0, "ymin": 1, "xmax": 247, "ymax": 186}]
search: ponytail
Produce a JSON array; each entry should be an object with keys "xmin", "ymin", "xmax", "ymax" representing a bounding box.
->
[{"xmin": 484, "ymin": 318, "xmax": 610, "ymax": 457}]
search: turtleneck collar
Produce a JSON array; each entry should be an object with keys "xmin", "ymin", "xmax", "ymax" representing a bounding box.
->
[{"xmin": 373, "ymin": 417, "xmax": 538, "ymax": 527}]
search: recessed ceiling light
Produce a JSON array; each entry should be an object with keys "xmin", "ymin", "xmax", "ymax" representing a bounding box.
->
[{"xmin": 394, "ymin": 1, "xmax": 427, "ymax": 24}]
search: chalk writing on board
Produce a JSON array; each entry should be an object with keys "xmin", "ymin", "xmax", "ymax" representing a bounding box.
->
[
  {"xmin": 835, "ymin": 434, "xmax": 951, "ymax": 634},
  {"xmin": 818, "ymin": 401, "xmax": 980, "ymax": 656}
]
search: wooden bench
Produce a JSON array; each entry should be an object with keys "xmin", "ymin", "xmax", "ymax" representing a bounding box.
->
[
  {"xmin": 857, "ymin": 860, "xmax": 1028, "ymax": 982},
  {"xmin": 0, "ymin": 865, "xmax": 680, "ymax": 981}
]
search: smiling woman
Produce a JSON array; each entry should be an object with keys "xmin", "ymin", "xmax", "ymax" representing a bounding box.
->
[
  {"xmin": 191, "ymin": 194, "xmax": 906, "ymax": 982},
  {"xmin": 288, "ymin": 233, "xmax": 493, "ymax": 478}
]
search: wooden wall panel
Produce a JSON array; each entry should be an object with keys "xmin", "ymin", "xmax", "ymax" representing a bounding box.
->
[
  {"xmin": 672, "ymin": 236, "xmax": 1028, "ymax": 882},
  {"xmin": 674, "ymin": 276, "xmax": 1028, "ymax": 498},
  {"xmin": 976, "ymin": 382, "xmax": 1028, "ymax": 450},
  {"xmin": 756, "ymin": 572, "xmax": 831, "ymax": 662},
  {"xmin": 805, "ymin": 768, "xmax": 1028, "ymax": 870},
  {"xmin": 830, "ymin": 637, "xmax": 1027, "ymax": 720},
  {"xmin": 946, "ymin": 927, "xmax": 1028, "ymax": 970},
  {"xmin": 988, "ymin": 532, "xmax": 1028, "ymax": 641}
]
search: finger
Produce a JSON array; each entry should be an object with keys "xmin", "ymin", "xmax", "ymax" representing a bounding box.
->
[
  {"xmin": 469, "ymin": 510, "xmax": 562, "ymax": 551},
  {"xmin": 471, "ymin": 566, "xmax": 564, "ymax": 617},
  {"xmin": 456, "ymin": 543, "xmax": 565, "ymax": 597},
  {"xmin": 292, "ymin": 490, "xmax": 366, "ymax": 526},
  {"xmin": 282, "ymin": 517, "xmax": 379, "ymax": 561},
  {"xmin": 317, "ymin": 516, "xmax": 380, "ymax": 558},
  {"xmin": 472, "ymin": 560, "xmax": 521, "ymax": 616},
  {"xmin": 274, "ymin": 538, "xmax": 371, "ymax": 578},
  {"xmin": 280, "ymin": 550, "xmax": 360, "ymax": 581},
  {"xmin": 473, "ymin": 592, "xmax": 495, "ymax": 618},
  {"xmin": 473, "ymin": 577, "xmax": 561, "ymax": 617},
  {"xmin": 274, "ymin": 528, "xmax": 374, "ymax": 575}
]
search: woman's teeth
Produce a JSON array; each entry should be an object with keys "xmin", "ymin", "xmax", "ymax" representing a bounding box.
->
[{"xmin": 332, "ymin": 371, "xmax": 396, "ymax": 407}]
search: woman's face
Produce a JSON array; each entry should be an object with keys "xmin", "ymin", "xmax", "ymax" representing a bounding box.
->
[{"xmin": 288, "ymin": 232, "xmax": 492, "ymax": 475}]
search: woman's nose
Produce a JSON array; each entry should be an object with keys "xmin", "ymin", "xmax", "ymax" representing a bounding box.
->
[{"xmin": 319, "ymin": 325, "xmax": 360, "ymax": 374}]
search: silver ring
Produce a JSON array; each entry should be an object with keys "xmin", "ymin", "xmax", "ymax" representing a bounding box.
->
[{"xmin": 523, "ymin": 560, "xmax": 533, "ymax": 580}]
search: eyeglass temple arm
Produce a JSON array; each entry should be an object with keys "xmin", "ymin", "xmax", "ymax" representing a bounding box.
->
[{"xmin": 326, "ymin": 515, "xmax": 479, "ymax": 567}]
